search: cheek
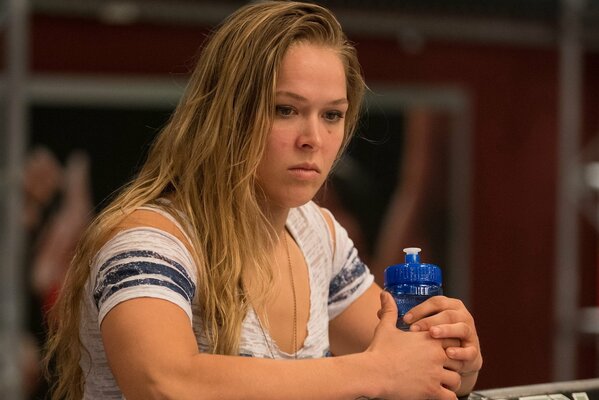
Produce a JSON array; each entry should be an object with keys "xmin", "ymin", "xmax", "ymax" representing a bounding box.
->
[
  {"xmin": 266, "ymin": 126, "xmax": 292, "ymax": 151},
  {"xmin": 324, "ymin": 130, "xmax": 345, "ymax": 159},
  {"xmin": 259, "ymin": 132, "xmax": 287, "ymax": 170}
]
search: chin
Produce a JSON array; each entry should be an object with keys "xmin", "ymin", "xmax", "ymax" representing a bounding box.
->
[
  {"xmin": 286, "ymin": 197, "xmax": 314, "ymax": 209},
  {"xmin": 274, "ymin": 193, "xmax": 317, "ymax": 210}
]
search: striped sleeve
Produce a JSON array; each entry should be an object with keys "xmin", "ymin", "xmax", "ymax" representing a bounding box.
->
[
  {"xmin": 91, "ymin": 227, "xmax": 197, "ymax": 326},
  {"xmin": 325, "ymin": 210, "xmax": 375, "ymax": 319}
]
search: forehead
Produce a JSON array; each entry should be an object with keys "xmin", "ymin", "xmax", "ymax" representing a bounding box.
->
[
  {"xmin": 280, "ymin": 41, "xmax": 344, "ymax": 69},
  {"xmin": 276, "ymin": 43, "xmax": 346, "ymax": 93}
]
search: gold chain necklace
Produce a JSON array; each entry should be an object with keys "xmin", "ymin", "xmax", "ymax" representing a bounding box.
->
[
  {"xmin": 283, "ymin": 231, "xmax": 298, "ymax": 359},
  {"xmin": 256, "ymin": 231, "xmax": 298, "ymax": 359}
]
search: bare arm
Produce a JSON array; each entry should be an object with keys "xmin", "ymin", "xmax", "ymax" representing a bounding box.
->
[
  {"xmin": 329, "ymin": 283, "xmax": 382, "ymax": 355},
  {"xmin": 102, "ymin": 298, "xmax": 374, "ymax": 400},
  {"xmin": 329, "ymin": 284, "xmax": 480, "ymax": 397},
  {"xmin": 101, "ymin": 292, "xmax": 460, "ymax": 400},
  {"xmin": 322, "ymin": 207, "xmax": 383, "ymax": 356}
]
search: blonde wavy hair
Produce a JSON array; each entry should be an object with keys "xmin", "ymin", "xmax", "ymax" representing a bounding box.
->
[{"xmin": 44, "ymin": 1, "xmax": 366, "ymax": 399}]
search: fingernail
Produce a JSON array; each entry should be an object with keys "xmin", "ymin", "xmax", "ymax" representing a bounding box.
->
[
  {"xmin": 410, "ymin": 324, "xmax": 421, "ymax": 332},
  {"xmin": 431, "ymin": 326, "xmax": 441, "ymax": 337},
  {"xmin": 447, "ymin": 348, "xmax": 456, "ymax": 357},
  {"xmin": 403, "ymin": 313, "xmax": 413, "ymax": 323}
]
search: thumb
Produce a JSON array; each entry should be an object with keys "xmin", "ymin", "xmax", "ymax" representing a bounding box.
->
[{"xmin": 377, "ymin": 291, "xmax": 398, "ymax": 327}]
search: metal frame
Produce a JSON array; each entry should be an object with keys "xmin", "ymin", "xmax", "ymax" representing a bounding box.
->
[
  {"xmin": 553, "ymin": 0, "xmax": 585, "ymax": 382},
  {"xmin": 0, "ymin": 0, "xmax": 29, "ymax": 398}
]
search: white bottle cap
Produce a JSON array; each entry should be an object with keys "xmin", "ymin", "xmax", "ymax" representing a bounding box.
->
[{"xmin": 403, "ymin": 247, "xmax": 422, "ymax": 255}]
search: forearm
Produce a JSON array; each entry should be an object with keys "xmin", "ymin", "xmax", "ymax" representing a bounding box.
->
[
  {"xmin": 105, "ymin": 293, "xmax": 461, "ymax": 400},
  {"xmin": 143, "ymin": 352, "xmax": 381, "ymax": 400}
]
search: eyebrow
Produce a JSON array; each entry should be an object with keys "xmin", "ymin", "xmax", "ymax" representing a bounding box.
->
[{"xmin": 275, "ymin": 91, "xmax": 348, "ymax": 106}]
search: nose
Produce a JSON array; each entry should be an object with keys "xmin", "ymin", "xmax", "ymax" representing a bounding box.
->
[{"xmin": 297, "ymin": 114, "xmax": 322, "ymax": 150}]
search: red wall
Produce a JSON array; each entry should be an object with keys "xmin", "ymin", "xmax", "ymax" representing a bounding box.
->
[
  {"xmin": 32, "ymin": 15, "xmax": 207, "ymax": 75},
  {"xmin": 29, "ymin": 14, "xmax": 599, "ymax": 390},
  {"xmin": 357, "ymin": 37, "xmax": 560, "ymax": 388}
]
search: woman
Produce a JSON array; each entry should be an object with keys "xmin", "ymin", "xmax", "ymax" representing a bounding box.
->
[{"xmin": 45, "ymin": 1, "xmax": 482, "ymax": 399}]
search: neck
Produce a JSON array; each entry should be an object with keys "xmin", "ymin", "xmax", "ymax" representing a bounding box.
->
[{"xmin": 260, "ymin": 202, "xmax": 290, "ymax": 238}]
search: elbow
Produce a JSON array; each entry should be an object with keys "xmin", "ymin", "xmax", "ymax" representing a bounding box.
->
[
  {"xmin": 119, "ymin": 361, "xmax": 205, "ymax": 400},
  {"xmin": 144, "ymin": 381, "xmax": 182, "ymax": 400},
  {"xmin": 137, "ymin": 383, "xmax": 171, "ymax": 400},
  {"xmin": 118, "ymin": 373, "xmax": 174, "ymax": 400}
]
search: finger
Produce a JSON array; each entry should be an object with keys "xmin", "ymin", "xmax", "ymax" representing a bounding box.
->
[
  {"xmin": 440, "ymin": 338, "xmax": 461, "ymax": 350},
  {"xmin": 404, "ymin": 296, "xmax": 466, "ymax": 324},
  {"xmin": 377, "ymin": 291, "xmax": 398, "ymax": 328},
  {"xmin": 409, "ymin": 310, "xmax": 472, "ymax": 332},
  {"xmin": 443, "ymin": 357, "xmax": 464, "ymax": 372},
  {"xmin": 436, "ymin": 386, "xmax": 459, "ymax": 400},
  {"xmin": 429, "ymin": 322, "xmax": 471, "ymax": 341},
  {"xmin": 447, "ymin": 345, "xmax": 481, "ymax": 364},
  {"xmin": 441, "ymin": 368, "xmax": 462, "ymax": 393}
]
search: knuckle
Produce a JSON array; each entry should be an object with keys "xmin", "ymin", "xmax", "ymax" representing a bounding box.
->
[
  {"xmin": 461, "ymin": 322, "xmax": 471, "ymax": 337},
  {"xmin": 439, "ymin": 347, "xmax": 450, "ymax": 362},
  {"xmin": 425, "ymin": 382, "xmax": 437, "ymax": 397},
  {"xmin": 447, "ymin": 310, "xmax": 461, "ymax": 323},
  {"xmin": 429, "ymin": 373, "xmax": 443, "ymax": 391},
  {"xmin": 416, "ymin": 319, "xmax": 430, "ymax": 330},
  {"xmin": 453, "ymin": 298, "xmax": 465, "ymax": 309}
]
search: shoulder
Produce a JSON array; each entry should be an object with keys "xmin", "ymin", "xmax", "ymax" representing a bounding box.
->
[
  {"xmin": 291, "ymin": 201, "xmax": 335, "ymax": 235},
  {"xmin": 91, "ymin": 205, "xmax": 198, "ymax": 323},
  {"xmin": 91, "ymin": 205, "xmax": 197, "ymax": 281},
  {"xmin": 111, "ymin": 206, "xmax": 193, "ymax": 253},
  {"xmin": 317, "ymin": 206, "xmax": 336, "ymax": 252},
  {"xmin": 317, "ymin": 207, "xmax": 336, "ymax": 239},
  {"xmin": 289, "ymin": 201, "xmax": 337, "ymax": 254}
]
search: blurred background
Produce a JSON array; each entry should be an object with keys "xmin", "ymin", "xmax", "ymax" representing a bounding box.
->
[{"xmin": 1, "ymin": 0, "xmax": 599, "ymax": 398}]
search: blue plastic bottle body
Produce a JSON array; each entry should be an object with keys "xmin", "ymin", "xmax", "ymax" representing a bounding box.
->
[
  {"xmin": 385, "ymin": 283, "xmax": 443, "ymax": 331},
  {"xmin": 384, "ymin": 248, "xmax": 443, "ymax": 331}
]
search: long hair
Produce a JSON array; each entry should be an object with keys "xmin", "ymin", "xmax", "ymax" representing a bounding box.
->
[{"xmin": 44, "ymin": 1, "xmax": 365, "ymax": 398}]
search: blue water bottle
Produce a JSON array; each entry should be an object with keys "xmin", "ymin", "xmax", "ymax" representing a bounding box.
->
[{"xmin": 384, "ymin": 247, "xmax": 443, "ymax": 331}]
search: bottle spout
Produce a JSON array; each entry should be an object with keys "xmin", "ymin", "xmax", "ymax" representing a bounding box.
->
[{"xmin": 403, "ymin": 247, "xmax": 421, "ymax": 263}]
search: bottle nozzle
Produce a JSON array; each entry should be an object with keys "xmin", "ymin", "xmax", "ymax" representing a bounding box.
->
[{"xmin": 403, "ymin": 247, "xmax": 421, "ymax": 263}]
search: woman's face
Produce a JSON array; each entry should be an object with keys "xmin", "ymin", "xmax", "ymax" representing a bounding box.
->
[{"xmin": 256, "ymin": 42, "xmax": 348, "ymax": 211}]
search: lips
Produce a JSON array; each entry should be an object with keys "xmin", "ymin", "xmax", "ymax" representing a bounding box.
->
[
  {"xmin": 287, "ymin": 162, "xmax": 321, "ymax": 180},
  {"xmin": 289, "ymin": 162, "xmax": 320, "ymax": 173}
]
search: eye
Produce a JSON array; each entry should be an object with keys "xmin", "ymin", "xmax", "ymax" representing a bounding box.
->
[
  {"xmin": 323, "ymin": 110, "xmax": 344, "ymax": 122},
  {"xmin": 275, "ymin": 105, "xmax": 296, "ymax": 118}
]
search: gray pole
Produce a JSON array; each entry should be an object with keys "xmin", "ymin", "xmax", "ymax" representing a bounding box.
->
[
  {"xmin": 553, "ymin": 0, "xmax": 584, "ymax": 381},
  {"xmin": 0, "ymin": 0, "xmax": 28, "ymax": 398}
]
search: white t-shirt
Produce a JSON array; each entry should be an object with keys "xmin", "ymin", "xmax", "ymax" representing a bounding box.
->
[{"xmin": 80, "ymin": 200, "xmax": 374, "ymax": 399}]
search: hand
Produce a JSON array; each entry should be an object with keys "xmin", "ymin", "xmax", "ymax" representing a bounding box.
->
[
  {"xmin": 22, "ymin": 147, "xmax": 63, "ymax": 231},
  {"xmin": 404, "ymin": 296, "xmax": 483, "ymax": 378},
  {"xmin": 30, "ymin": 151, "xmax": 93, "ymax": 306},
  {"xmin": 367, "ymin": 291, "xmax": 460, "ymax": 400}
]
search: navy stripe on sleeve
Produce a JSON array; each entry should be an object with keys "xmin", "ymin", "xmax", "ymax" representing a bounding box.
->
[
  {"xmin": 97, "ymin": 277, "xmax": 190, "ymax": 309},
  {"xmin": 328, "ymin": 249, "xmax": 367, "ymax": 301},
  {"xmin": 94, "ymin": 250, "xmax": 196, "ymax": 309},
  {"xmin": 99, "ymin": 250, "xmax": 190, "ymax": 279}
]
